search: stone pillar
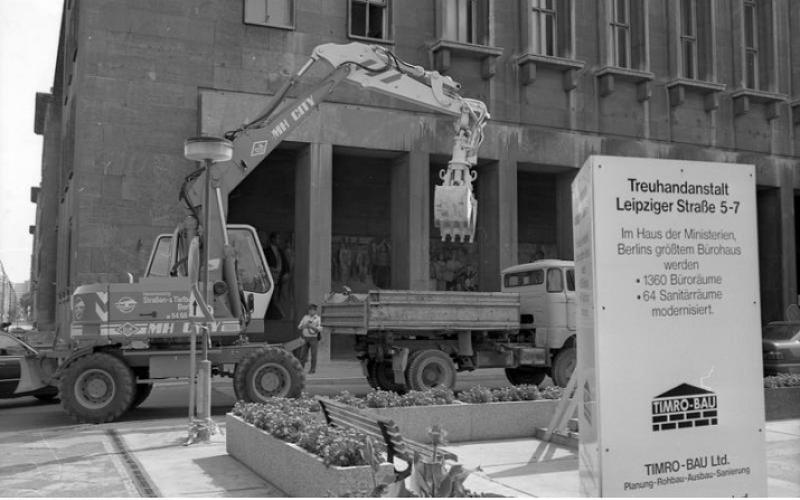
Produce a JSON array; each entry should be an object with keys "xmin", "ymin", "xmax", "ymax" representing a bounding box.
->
[
  {"xmin": 556, "ymin": 171, "xmax": 577, "ymax": 260},
  {"xmin": 477, "ymin": 157, "xmax": 518, "ymax": 291},
  {"xmin": 391, "ymin": 151, "xmax": 430, "ymax": 290},
  {"xmin": 294, "ymin": 143, "xmax": 333, "ymax": 358},
  {"xmin": 757, "ymin": 187, "xmax": 785, "ymax": 323},
  {"xmin": 779, "ymin": 169, "xmax": 797, "ymax": 309}
]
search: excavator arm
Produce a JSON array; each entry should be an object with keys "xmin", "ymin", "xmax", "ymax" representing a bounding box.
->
[
  {"xmin": 183, "ymin": 42, "xmax": 487, "ymax": 241},
  {"xmin": 179, "ymin": 42, "xmax": 488, "ymax": 323}
]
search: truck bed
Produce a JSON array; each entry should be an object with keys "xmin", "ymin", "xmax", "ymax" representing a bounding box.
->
[{"xmin": 321, "ymin": 290, "xmax": 520, "ymax": 334}]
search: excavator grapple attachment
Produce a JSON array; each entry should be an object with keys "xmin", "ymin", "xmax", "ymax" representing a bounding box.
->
[{"xmin": 434, "ymin": 184, "xmax": 477, "ymax": 242}]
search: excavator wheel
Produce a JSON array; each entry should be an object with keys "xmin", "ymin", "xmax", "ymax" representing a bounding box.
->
[
  {"xmin": 60, "ymin": 352, "xmax": 136, "ymax": 424},
  {"xmin": 405, "ymin": 349, "xmax": 457, "ymax": 391},
  {"xmin": 233, "ymin": 347, "xmax": 305, "ymax": 402}
]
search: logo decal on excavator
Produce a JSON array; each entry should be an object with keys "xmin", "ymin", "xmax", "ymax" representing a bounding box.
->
[
  {"xmin": 115, "ymin": 322, "xmax": 141, "ymax": 337},
  {"xmin": 115, "ymin": 297, "xmax": 137, "ymax": 314},
  {"xmin": 251, "ymin": 140, "xmax": 268, "ymax": 156}
]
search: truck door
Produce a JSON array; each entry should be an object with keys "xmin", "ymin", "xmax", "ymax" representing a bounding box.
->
[{"xmin": 546, "ymin": 267, "xmax": 568, "ymax": 333}]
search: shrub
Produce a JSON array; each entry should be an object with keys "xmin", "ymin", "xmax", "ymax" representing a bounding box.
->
[
  {"xmin": 457, "ymin": 384, "xmax": 555, "ymax": 404},
  {"xmin": 764, "ymin": 373, "xmax": 800, "ymax": 388}
]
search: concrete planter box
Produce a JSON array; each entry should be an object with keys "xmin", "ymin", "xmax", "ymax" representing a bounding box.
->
[
  {"xmin": 764, "ymin": 387, "xmax": 800, "ymax": 421},
  {"xmin": 366, "ymin": 399, "xmax": 560, "ymax": 443},
  {"xmin": 226, "ymin": 414, "xmax": 393, "ymax": 497}
]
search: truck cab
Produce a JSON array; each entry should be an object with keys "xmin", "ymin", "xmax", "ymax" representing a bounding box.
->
[{"xmin": 501, "ymin": 259, "xmax": 576, "ymax": 386}]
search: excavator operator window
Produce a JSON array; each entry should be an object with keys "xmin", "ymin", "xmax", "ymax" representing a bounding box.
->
[
  {"xmin": 146, "ymin": 235, "xmax": 173, "ymax": 277},
  {"xmin": 228, "ymin": 228, "xmax": 272, "ymax": 294}
]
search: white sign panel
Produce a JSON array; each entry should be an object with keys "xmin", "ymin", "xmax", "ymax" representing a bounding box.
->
[{"xmin": 573, "ymin": 156, "xmax": 767, "ymax": 497}]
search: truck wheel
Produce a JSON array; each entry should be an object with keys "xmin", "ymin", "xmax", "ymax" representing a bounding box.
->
[
  {"xmin": 60, "ymin": 352, "xmax": 136, "ymax": 424},
  {"xmin": 129, "ymin": 383, "xmax": 153, "ymax": 409},
  {"xmin": 234, "ymin": 348, "xmax": 305, "ymax": 402},
  {"xmin": 405, "ymin": 350, "xmax": 456, "ymax": 391},
  {"xmin": 370, "ymin": 361, "xmax": 407, "ymax": 393},
  {"xmin": 505, "ymin": 367, "xmax": 547, "ymax": 386},
  {"xmin": 365, "ymin": 361, "xmax": 379, "ymax": 389},
  {"xmin": 552, "ymin": 347, "xmax": 576, "ymax": 388}
]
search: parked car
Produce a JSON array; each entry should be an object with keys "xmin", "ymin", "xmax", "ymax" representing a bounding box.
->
[
  {"xmin": 0, "ymin": 332, "xmax": 58, "ymax": 401},
  {"xmin": 762, "ymin": 321, "xmax": 800, "ymax": 375}
]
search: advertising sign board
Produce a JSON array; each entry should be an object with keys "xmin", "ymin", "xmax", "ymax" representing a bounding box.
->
[{"xmin": 573, "ymin": 156, "xmax": 767, "ymax": 497}]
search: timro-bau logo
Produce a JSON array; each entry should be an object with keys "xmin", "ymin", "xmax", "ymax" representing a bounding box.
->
[{"xmin": 651, "ymin": 383, "xmax": 718, "ymax": 431}]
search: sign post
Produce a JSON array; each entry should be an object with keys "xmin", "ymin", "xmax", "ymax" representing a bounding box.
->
[{"xmin": 573, "ymin": 155, "xmax": 767, "ymax": 497}]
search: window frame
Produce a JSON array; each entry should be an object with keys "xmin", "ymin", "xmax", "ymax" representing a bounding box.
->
[
  {"xmin": 743, "ymin": 0, "xmax": 759, "ymax": 89},
  {"xmin": 243, "ymin": 0, "xmax": 295, "ymax": 30},
  {"xmin": 503, "ymin": 269, "xmax": 545, "ymax": 288},
  {"xmin": 529, "ymin": 0, "xmax": 558, "ymax": 57},
  {"xmin": 348, "ymin": 0, "xmax": 393, "ymax": 43},
  {"xmin": 610, "ymin": 0, "xmax": 631, "ymax": 68}
]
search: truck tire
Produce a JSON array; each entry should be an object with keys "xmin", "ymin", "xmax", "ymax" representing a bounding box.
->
[
  {"xmin": 233, "ymin": 347, "xmax": 305, "ymax": 402},
  {"xmin": 505, "ymin": 367, "xmax": 547, "ymax": 386},
  {"xmin": 369, "ymin": 361, "xmax": 407, "ymax": 393},
  {"xmin": 405, "ymin": 349, "xmax": 456, "ymax": 391},
  {"xmin": 552, "ymin": 347, "xmax": 576, "ymax": 388},
  {"xmin": 129, "ymin": 383, "xmax": 153, "ymax": 409},
  {"xmin": 60, "ymin": 352, "xmax": 136, "ymax": 424}
]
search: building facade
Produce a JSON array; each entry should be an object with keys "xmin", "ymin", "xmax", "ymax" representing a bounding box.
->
[{"xmin": 32, "ymin": 0, "xmax": 800, "ymax": 362}]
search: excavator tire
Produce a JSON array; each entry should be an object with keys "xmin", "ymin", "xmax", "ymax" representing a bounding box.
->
[
  {"xmin": 233, "ymin": 347, "xmax": 305, "ymax": 402},
  {"xmin": 504, "ymin": 367, "xmax": 547, "ymax": 386},
  {"xmin": 369, "ymin": 360, "xmax": 407, "ymax": 393},
  {"xmin": 130, "ymin": 383, "xmax": 154, "ymax": 409},
  {"xmin": 405, "ymin": 349, "xmax": 457, "ymax": 391},
  {"xmin": 60, "ymin": 352, "xmax": 136, "ymax": 424},
  {"xmin": 552, "ymin": 347, "xmax": 576, "ymax": 388}
]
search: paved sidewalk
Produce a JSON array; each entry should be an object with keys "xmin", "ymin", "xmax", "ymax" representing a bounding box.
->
[{"xmin": 2, "ymin": 416, "xmax": 798, "ymax": 497}]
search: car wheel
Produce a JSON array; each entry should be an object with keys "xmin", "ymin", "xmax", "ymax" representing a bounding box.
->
[{"xmin": 129, "ymin": 383, "xmax": 153, "ymax": 409}]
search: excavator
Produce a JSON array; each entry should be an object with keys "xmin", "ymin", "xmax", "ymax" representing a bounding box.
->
[{"xmin": 54, "ymin": 42, "xmax": 489, "ymax": 423}]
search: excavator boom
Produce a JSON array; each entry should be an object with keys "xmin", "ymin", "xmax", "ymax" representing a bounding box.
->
[{"xmin": 181, "ymin": 42, "xmax": 488, "ymax": 323}]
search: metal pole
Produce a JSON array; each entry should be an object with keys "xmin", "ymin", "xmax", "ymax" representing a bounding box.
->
[{"xmin": 200, "ymin": 159, "xmax": 212, "ymax": 424}]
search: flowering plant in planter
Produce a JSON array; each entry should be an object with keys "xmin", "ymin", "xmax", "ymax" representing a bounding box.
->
[
  {"xmin": 764, "ymin": 373, "xmax": 800, "ymax": 388},
  {"xmin": 231, "ymin": 399, "xmax": 383, "ymax": 467}
]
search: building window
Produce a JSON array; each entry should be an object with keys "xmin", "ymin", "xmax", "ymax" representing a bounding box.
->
[
  {"xmin": 530, "ymin": 0, "xmax": 557, "ymax": 56},
  {"xmin": 677, "ymin": 0, "xmax": 714, "ymax": 81},
  {"xmin": 243, "ymin": 0, "xmax": 294, "ymax": 29},
  {"xmin": 610, "ymin": 0, "xmax": 630, "ymax": 67},
  {"xmin": 349, "ymin": 0, "xmax": 390, "ymax": 41},
  {"xmin": 743, "ymin": 0, "xmax": 758, "ymax": 88},
  {"xmin": 524, "ymin": 0, "xmax": 573, "ymax": 59},
  {"xmin": 741, "ymin": 0, "xmax": 777, "ymax": 91},
  {"xmin": 438, "ymin": 0, "xmax": 489, "ymax": 45}
]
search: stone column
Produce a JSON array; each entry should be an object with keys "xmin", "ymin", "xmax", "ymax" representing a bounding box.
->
[
  {"xmin": 477, "ymin": 156, "xmax": 518, "ymax": 291},
  {"xmin": 391, "ymin": 151, "xmax": 430, "ymax": 290},
  {"xmin": 556, "ymin": 171, "xmax": 577, "ymax": 260},
  {"xmin": 294, "ymin": 143, "xmax": 333, "ymax": 359},
  {"xmin": 779, "ymin": 168, "xmax": 797, "ymax": 309}
]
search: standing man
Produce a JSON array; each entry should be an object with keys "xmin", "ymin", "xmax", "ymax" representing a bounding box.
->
[{"xmin": 297, "ymin": 303, "xmax": 321, "ymax": 374}]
